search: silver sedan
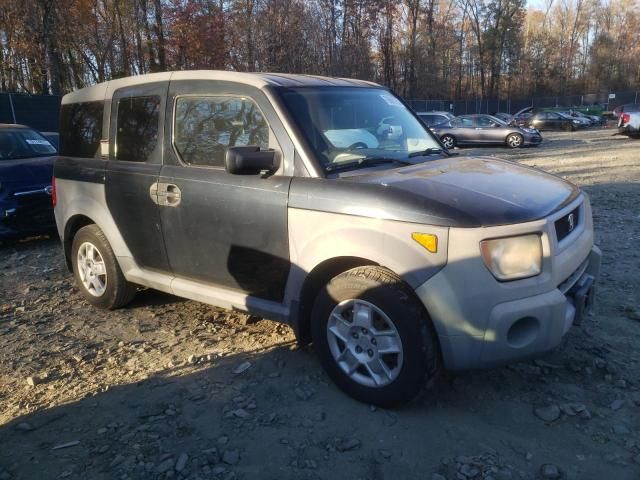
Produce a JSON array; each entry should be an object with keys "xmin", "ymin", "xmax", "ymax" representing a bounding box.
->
[{"xmin": 431, "ymin": 114, "xmax": 543, "ymax": 149}]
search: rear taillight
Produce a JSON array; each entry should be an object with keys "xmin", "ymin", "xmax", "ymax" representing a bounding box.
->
[
  {"xmin": 52, "ymin": 176, "xmax": 57, "ymax": 207},
  {"xmin": 622, "ymin": 113, "xmax": 631, "ymax": 124}
]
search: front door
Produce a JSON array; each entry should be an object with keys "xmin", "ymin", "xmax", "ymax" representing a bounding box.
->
[
  {"xmin": 473, "ymin": 115, "xmax": 501, "ymax": 143},
  {"xmin": 158, "ymin": 80, "xmax": 292, "ymax": 301},
  {"xmin": 105, "ymin": 82, "xmax": 170, "ymax": 271}
]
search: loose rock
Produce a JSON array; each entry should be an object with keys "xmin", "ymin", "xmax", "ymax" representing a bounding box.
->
[
  {"xmin": 222, "ymin": 449, "xmax": 240, "ymax": 465},
  {"xmin": 175, "ymin": 453, "xmax": 188, "ymax": 472},
  {"xmin": 534, "ymin": 405, "xmax": 561, "ymax": 422},
  {"xmin": 540, "ymin": 463, "xmax": 561, "ymax": 479}
]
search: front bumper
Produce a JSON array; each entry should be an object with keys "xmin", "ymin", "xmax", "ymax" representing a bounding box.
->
[
  {"xmin": 476, "ymin": 246, "xmax": 600, "ymax": 368},
  {"xmin": 414, "ymin": 194, "xmax": 600, "ymax": 370},
  {"xmin": 522, "ymin": 130, "xmax": 543, "ymax": 145}
]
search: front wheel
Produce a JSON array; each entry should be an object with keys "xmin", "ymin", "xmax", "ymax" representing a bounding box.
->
[
  {"xmin": 311, "ymin": 266, "xmax": 440, "ymax": 407},
  {"xmin": 506, "ymin": 133, "xmax": 523, "ymax": 148},
  {"xmin": 71, "ymin": 224, "xmax": 137, "ymax": 309},
  {"xmin": 440, "ymin": 134, "xmax": 456, "ymax": 149}
]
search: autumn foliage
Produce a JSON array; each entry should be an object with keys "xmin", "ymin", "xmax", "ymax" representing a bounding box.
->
[{"xmin": 0, "ymin": 0, "xmax": 638, "ymax": 100}]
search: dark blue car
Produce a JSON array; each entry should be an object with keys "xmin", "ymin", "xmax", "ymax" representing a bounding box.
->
[{"xmin": 0, "ymin": 124, "xmax": 57, "ymax": 240}]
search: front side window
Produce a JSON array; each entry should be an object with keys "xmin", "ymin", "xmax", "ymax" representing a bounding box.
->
[
  {"xmin": 174, "ymin": 96, "xmax": 269, "ymax": 167},
  {"xmin": 116, "ymin": 95, "xmax": 160, "ymax": 162},
  {"xmin": 59, "ymin": 101, "xmax": 104, "ymax": 158},
  {"xmin": 476, "ymin": 115, "xmax": 506, "ymax": 127},
  {"xmin": 277, "ymin": 87, "xmax": 441, "ymax": 172},
  {"xmin": 0, "ymin": 128, "xmax": 56, "ymax": 160}
]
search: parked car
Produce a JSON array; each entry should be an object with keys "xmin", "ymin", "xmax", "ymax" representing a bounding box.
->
[
  {"xmin": 492, "ymin": 112, "xmax": 515, "ymax": 125},
  {"xmin": 54, "ymin": 71, "xmax": 601, "ymax": 406},
  {"xmin": 618, "ymin": 111, "xmax": 640, "ymax": 138},
  {"xmin": 41, "ymin": 132, "xmax": 60, "ymax": 148},
  {"xmin": 416, "ymin": 111, "xmax": 456, "ymax": 127},
  {"xmin": 613, "ymin": 103, "xmax": 640, "ymax": 118},
  {"xmin": 563, "ymin": 111, "xmax": 594, "ymax": 127},
  {"xmin": 514, "ymin": 112, "xmax": 533, "ymax": 128},
  {"xmin": 0, "ymin": 124, "xmax": 57, "ymax": 240},
  {"xmin": 529, "ymin": 111, "xmax": 583, "ymax": 131},
  {"xmin": 430, "ymin": 114, "xmax": 542, "ymax": 149}
]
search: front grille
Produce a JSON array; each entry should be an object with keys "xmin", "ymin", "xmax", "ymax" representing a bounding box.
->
[{"xmin": 555, "ymin": 206, "xmax": 580, "ymax": 242}]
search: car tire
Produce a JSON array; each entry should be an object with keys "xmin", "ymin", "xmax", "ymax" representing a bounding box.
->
[
  {"xmin": 440, "ymin": 134, "xmax": 456, "ymax": 149},
  {"xmin": 71, "ymin": 224, "xmax": 137, "ymax": 309},
  {"xmin": 506, "ymin": 133, "xmax": 523, "ymax": 148},
  {"xmin": 311, "ymin": 266, "xmax": 441, "ymax": 407}
]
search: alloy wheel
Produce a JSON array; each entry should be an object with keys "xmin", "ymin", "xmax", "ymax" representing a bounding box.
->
[
  {"xmin": 326, "ymin": 299, "xmax": 404, "ymax": 388},
  {"xmin": 76, "ymin": 241, "xmax": 108, "ymax": 297}
]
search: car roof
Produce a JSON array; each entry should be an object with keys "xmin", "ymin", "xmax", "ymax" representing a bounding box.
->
[
  {"xmin": 62, "ymin": 71, "xmax": 382, "ymax": 105},
  {"xmin": 415, "ymin": 111, "xmax": 452, "ymax": 115},
  {"xmin": 0, "ymin": 123, "xmax": 31, "ymax": 130}
]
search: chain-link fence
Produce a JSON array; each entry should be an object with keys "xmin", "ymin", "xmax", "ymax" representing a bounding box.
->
[{"xmin": 407, "ymin": 90, "xmax": 640, "ymax": 116}]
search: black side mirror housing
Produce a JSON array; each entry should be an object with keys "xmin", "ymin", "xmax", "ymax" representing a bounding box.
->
[{"xmin": 225, "ymin": 146, "xmax": 278, "ymax": 175}]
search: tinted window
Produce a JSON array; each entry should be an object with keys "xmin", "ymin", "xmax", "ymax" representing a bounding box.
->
[
  {"xmin": 0, "ymin": 128, "xmax": 56, "ymax": 160},
  {"xmin": 116, "ymin": 96, "xmax": 160, "ymax": 162},
  {"xmin": 475, "ymin": 116, "xmax": 495, "ymax": 127},
  {"xmin": 455, "ymin": 117, "xmax": 474, "ymax": 127},
  {"xmin": 419, "ymin": 114, "xmax": 446, "ymax": 126},
  {"xmin": 59, "ymin": 101, "xmax": 104, "ymax": 158},
  {"xmin": 174, "ymin": 96, "xmax": 269, "ymax": 167}
]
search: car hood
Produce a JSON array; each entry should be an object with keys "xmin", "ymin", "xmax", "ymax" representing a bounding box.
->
[
  {"xmin": 289, "ymin": 156, "xmax": 580, "ymax": 227},
  {"xmin": 0, "ymin": 156, "xmax": 55, "ymax": 194}
]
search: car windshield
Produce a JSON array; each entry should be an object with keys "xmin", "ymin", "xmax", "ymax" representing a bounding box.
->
[
  {"xmin": 277, "ymin": 87, "xmax": 442, "ymax": 172},
  {"xmin": 0, "ymin": 128, "xmax": 57, "ymax": 160}
]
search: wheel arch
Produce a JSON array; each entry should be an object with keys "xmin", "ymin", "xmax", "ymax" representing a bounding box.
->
[
  {"xmin": 293, "ymin": 256, "xmax": 380, "ymax": 345},
  {"xmin": 63, "ymin": 214, "xmax": 96, "ymax": 271}
]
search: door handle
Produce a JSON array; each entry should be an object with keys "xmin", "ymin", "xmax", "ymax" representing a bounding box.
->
[
  {"xmin": 149, "ymin": 182, "xmax": 182, "ymax": 207},
  {"xmin": 164, "ymin": 184, "xmax": 181, "ymax": 206}
]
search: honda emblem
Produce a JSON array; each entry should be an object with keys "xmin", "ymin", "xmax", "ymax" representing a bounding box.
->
[{"xmin": 567, "ymin": 213, "xmax": 575, "ymax": 232}]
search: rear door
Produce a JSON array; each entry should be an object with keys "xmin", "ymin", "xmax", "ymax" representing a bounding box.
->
[
  {"xmin": 105, "ymin": 82, "xmax": 170, "ymax": 271},
  {"xmin": 454, "ymin": 116, "xmax": 476, "ymax": 144},
  {"xmin": 158, "ymin": 80, "xmax": 293, "ymax": 301}
]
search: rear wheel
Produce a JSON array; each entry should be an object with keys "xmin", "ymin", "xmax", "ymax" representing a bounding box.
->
[
  {"xmin": 311, "ymin": 266, "xmax": 440, "ymax": 407},
  {"xmin": 506, "ymin": 133, "xmax": 523, "ymax": 148},
  {"xmin": 71, "ymin": 224, "xmax": 136, "ymax": 309},
  {"xmin": 440, "ymin": 134, "xmax": 456, "ymax": 149}
]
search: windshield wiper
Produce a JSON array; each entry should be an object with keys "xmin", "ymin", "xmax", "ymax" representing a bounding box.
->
[
  {"xmin": 408, "ymin": 147, "xmax": 446, "ymax": 158},
  {"xmin": 325, "ymin": 157, "xmax": 412, "ymax": 173}
]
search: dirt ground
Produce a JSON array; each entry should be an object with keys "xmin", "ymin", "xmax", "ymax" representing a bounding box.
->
[{"xmin": 1, "ymin": 128, "xmax": 639, "ymax": 480}]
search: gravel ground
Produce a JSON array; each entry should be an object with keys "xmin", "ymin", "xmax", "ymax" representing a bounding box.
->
[{"xmin": 1, "ymin": 128, "xmax": 639, "ymax": 480}]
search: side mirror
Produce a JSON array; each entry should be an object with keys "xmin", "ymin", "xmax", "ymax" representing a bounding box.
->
[{"xmin": 225, "ymin": 146, "xmax": 278, "ymax": 175}]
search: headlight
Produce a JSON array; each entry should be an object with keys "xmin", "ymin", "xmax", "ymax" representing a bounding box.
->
[
  {"xmin": 480, "ymin": 234, "xmax": 542, "ymax": 281},
  {"xmin": 573, "ymin": 120, "xmax": 580, "ymax": 124}
]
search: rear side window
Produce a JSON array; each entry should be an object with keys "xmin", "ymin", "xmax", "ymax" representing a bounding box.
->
[
  {"xmin": 59, "ymin": 101, "xmax": 104, "ymax": 158},
  {"xmin": 116, "ymin": 96, "xmax": 160, "ymax": 162},
  {"xmin": 454, "ymin": 117, "xmax": 473, "ymax": 127},
  {"xmin": 174, "ymin": 96, "xmax": 269, "ymax": 167}
]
